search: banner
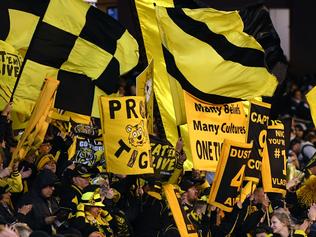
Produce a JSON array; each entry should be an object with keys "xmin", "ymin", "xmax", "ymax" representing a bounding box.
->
[
  {"xmin": 70, "ymin": 137, "xmax": 104, "ymax": 167},
  {"xmin": 134, "ymin": 0, "xmax": 178, "ymax": 146},
  {"xmin": 136, "ymin": 59, "xmax": 154, "ymax": 134},
  {"xmin": 244, "ymin": 100, "xmax": 270, "ymax": 183},
  {"xmin": 208, "ymin": 139, "xmax": 253, "ymax": 212},
  {"xmin": 184, "ymin": 92, "xmax": 247, "ymax": 171},
  {"xmin": 306, "ymin": 86, "xmax": 316, "ymax": 127},
  {"xmin": 262, "ymin": 120, "xmax": 287, "ymax": 195},
  {"xmin": 11, "ymin": 78, "xmax": 59, "ymax": 163},
  {"xmin": 71, "ymin": 122, "xmax": 99, "ymax": 138},
  {"xmin": 150, "ymin": 135, "xmax": 176, "ymax": 180},
  {"xmin": 49, "ymin": 109, "xmax": 91, "ymax": 125},
  {"xmin": 163, "ymin": 184, "xmax": 198, "ymax": 237},
  {"xmin": 156, "ymin": 6, "xmax": 278, "ymax": 125},
  {"xmin": 99, "ymin": 96, "xmax": 153, "ymax": 175},
  {"xmin": 0, "ymin": 40, "xmax": 23, "ymax": 108},
  {"xmin": 2, "ymin": 0, "xmax": 139, "ymax": 117}
]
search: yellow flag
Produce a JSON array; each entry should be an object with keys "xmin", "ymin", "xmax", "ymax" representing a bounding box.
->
[
  {"xmin": 163, "ymin": 184, "xmax": 199, "ymax": 237},
  {"xmin": 136, "ymin": 59, "xmax": 154, "ymax": 134},
  {"xmin": 3, "ymin": 0, "xmax": 139, "ymax": 117},
  {"xmin": 156, "ymin": 6, "xmax": 278, "ymax": 125},
  {"xmin": 49, "ymin": 109, "xmax": 91, "ymax": 125},
  {"xmin": 12, "ymin": 78, "xmax": 59, "ymax": 162},
  {"xmin": 184, "ymin": 92, "xmax": 247, "ymax": 171},
  {"xmin": 307, "ymin": 86, "xmax": 316, "ymax": 127},
  {"xmin": 0, "ymin": 41, "xmax": 23, "ymax": 109},
  {"xmin": 134, "ymin": 0, "xmax": 178, "ymax": 146},
  {"xmin": 99, "ymin": 96, "xmax": 153, "ymax": 175}
]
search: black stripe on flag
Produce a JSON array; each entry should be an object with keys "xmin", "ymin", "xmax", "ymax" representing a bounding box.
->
[
  {"xmin": 0, "ymin": 0, "xmax": 49, "ymax": 40},
  {"xmin": 0, "ymin": 0, "xmax": 49, "ymax": 17},
  {"xmin": 162, "ymin": 45, "xmax": 240, "ymax": 104},
  {"xmin": 0, "ymin": 8, "xmax": 9, "ymax": 40},
  {"xmin": 166, "ymin": 8, "xmax": 265, "ymax": 68},
  {"xmin": 55, "ymin": 70, "xmax": 94, "ymax": 116},
  {"xmin": 93, "ymin": 57, "xmax": 120, "ymax": 94},
  {"xmin": 28, "ymin": 22, "xmax": 77, "ymax": 68},
  {"xmin": 80, "ymin": 6, "xmax": 125, "ymax": 55}
]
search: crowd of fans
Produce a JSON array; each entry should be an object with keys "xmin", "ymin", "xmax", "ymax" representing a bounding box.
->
[{"xmin": 0, "ymin": 75, "xmax": 315, "ymax": 237}]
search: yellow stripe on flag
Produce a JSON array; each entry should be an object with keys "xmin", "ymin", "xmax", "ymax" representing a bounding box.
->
[{"xmin": 135, "ymin": 0, "xmax": 178, "ymax": 146}]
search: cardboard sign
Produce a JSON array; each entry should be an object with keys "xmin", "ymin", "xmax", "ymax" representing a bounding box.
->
[
  {"xmin": 262, "ymin": 120, "xmax": 287, "ymax": 195},
  {"xmin": 208, "ymin": 140, "xmax": 253, "ymax": 212},
  {"xmin": 184, "ymin": 92, "xmax": 247, "ymax": 171},
  {"xmin": 99, "ymin": 96, "xmax": 153, "ymax": 175},
  {"xmin": 163, "ymin": 184, "xmax": 198, "ymax": 237},
  {"xmin": 244, "ymin": 100, "xmax": 270, "ymax": 182}
]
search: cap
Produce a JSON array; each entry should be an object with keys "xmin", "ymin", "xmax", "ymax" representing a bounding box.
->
[
  {"xmin": 36, "ymin": 154, "xmax": 56, "ymax": 170},
  {"xmin": 81, "ymin": 185, "xmax": 104, "ymax": 207},
  {"xmin": 71, "ymin": 164, "xmax": 92, "ymax": 178},
  {"xmin": 34, "ymin": 169, "xmax": 57, "ymax": 190},
  {"xmin": 305, "ymin": 153, "xmax": 316, "ymax": 169}
]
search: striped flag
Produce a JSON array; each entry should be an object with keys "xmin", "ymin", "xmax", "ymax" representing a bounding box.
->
[
  {"xmin": 0, "ymin": 0, "xmax": 139, "ymax": 117},
  {"xmin": 156, "ymin": 6, "xmax": 278, "ymax": 123}
]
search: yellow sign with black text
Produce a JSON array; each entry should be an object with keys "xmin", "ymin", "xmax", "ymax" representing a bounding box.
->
[
  {"xmin": 261, "ymin": 120, "xmax": 287, "ymax": 195},
  {"xmin": 99, "ymin": 96, "xmax": 154, "ymax": 175},
  {"xmin": 244, "ymin": 100, "xmax": 270, "ymax": 183},
  {"xmin": 150, "ymin": 135, "xmax": 176, "ymax": 180},
  {"xmin": 0, "ymin": 40, "xmax": 23, "ymax": 109},
  {"xmin": 184, "ymin": 92, "xmax": 247, "ymax": 171},
  {"xmin": 208, "ymin": 139, "xmax": 253, "ymax": 212}
]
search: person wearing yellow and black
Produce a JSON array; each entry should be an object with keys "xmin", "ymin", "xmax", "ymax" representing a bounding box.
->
[
  {"xmin": 133, "ymin": 137, "xmax": 187, "ymax": 237},
  {"xmin": 0, "ymin": 102, "xmax": 18, "ymax": 167},
  {"xmin": 58, "ymin": 164, "xmax": 91, "ymax": 215},
  {"xmin": 232, "ymin": 187, "xmax": 269, "ymax": 237},
  {"xmin": 133, "ymin": 180, "xmax": 167, "ymax": 237},
  {"xmin": 36, "ymin": 153, "xmax": 58, "ymax": 174},
  {"xmin": 92, "ymin": 175, "xmax": 131, "ymax": 237},
  {"xmin": 71, "ymin": 185, "xmax": 114, "ymax": 237},
  {"xmin": 0, "ymin": 155, "xmax": 23, "ymax": 194}
]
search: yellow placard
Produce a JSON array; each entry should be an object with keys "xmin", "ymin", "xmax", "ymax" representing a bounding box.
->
[
  {"xmin": 99, "ymin": 96, "xmax": 153, "ymax": 175},
  {"xmin": 163, "ymin": 184, "xmax": 198, "ymax": 237},
  {"xmin": 244, "ymin": 100, "xmax": 271, "ymax": 183},
  {"xmin": 184, "ymin": 92, "xmax": 247, "ymax": 171},
  {"xmin": 136, "ymin": 59, "xmax": 154, "ymax": 134},
  {"xmin": 208, "ymin": 139, "xmax": 253, "ymax": 212},
  {"xmin": 261, "ymin": 120, "xmax": 287, "ymax": 195}
]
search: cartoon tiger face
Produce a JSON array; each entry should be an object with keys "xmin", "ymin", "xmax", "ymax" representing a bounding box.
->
[{"xmin": 126, "ymin": 120, "xmax": 145, "ymax": 147}]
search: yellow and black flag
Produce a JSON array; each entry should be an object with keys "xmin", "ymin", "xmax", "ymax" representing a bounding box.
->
[
  {"xmin": 11, "ymin": 77, "xmax": 59, "ymax": 163},
  {"xmin": 0, "ymin": 40, "xmax": 23, "ymax": 109},
  {"xmin": 307, "ymin": 86, "xmax": 316, "ymax": 127},
  {"xmin": 0, "ymin": 0, "xmax": 139, "ymax": 117},
  {"xmin": 156, "ymin": 7, "xmax": 278, "ymax": 122}
]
